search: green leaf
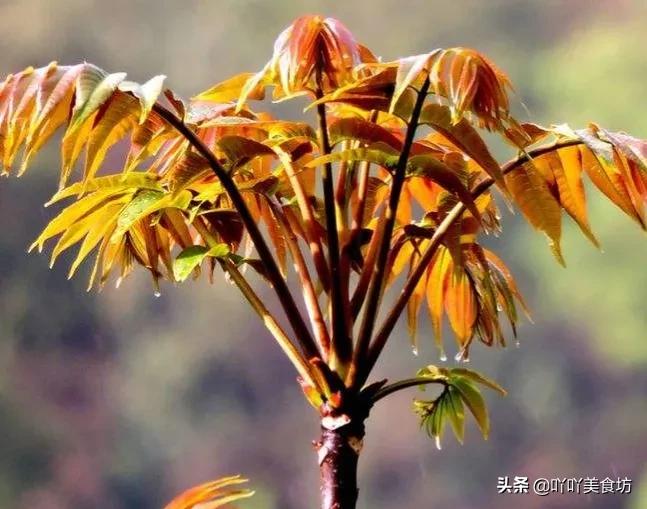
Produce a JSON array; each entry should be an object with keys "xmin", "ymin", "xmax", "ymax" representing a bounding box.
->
[
  {"xmin": 446, "ymin": 386, "xmax": 466, "ymax": 444},
  {"xmin": 173, "ymin": 244, "xmax": 230, "ymax": 282},
  {"xmin": 114, "ymin": 189, "xmax": 192, "ymax": 237},
  {"xmin": 449, "ymin": 368, "xmax": 507, "ymax": 395},
  {"xmin": 306, "ymin": 146, "xmax": 399, "ymax": 169},
  {"xmin": 431, "ymin": 396, "xmax": 445, "ymax": 449},
  {"xmin": 414, "ymin": 390, "xmax": 449, "ymax": 449},
  {"xmin": 452, "ymin": 377, "xmax": 489, "ymax": 439},
  {"xmin": 412, "ymin": 365, "xmax": 503, "ymax": 447},
  {"xmin": 173, "ymin": 245, "xmax": 209, "ymax": 282},
  {"xmin": 415, "ymin": 364, "xmax": 449, "ymax": 381}
]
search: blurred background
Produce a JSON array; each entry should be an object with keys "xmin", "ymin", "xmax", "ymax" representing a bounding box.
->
[{"xmin": 1, "ymin": 1, "xmax": 646, "ymax": 508}]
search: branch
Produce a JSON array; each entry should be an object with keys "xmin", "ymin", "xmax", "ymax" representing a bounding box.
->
[
  {"xmin": 192, "ymin": 216, "xmax": 319, "ymax": 389},
  {"xmin": 350, "ymin": 160, "xmax": 371, "ymax": 234},
  {"xmin": 348, "ymin": 76, "xmax": 431, "ymax": 387},
  {"xmin": 276, "ymin": 149, "xmax": 331, "ymax": 291},
  {"xmin": 315, "ymin": 73, "xmax": 351, "ymax": 369},
  {"xmin": 348, "ymin": 110, "xmax": 379, "ymax": 321},
  {"xmin": 335, "ymin": 140, "xmax": 350, "ymax": 234},
  {"xmin": 222, "ymin": 257, "xmax": 320, "ymax": 390},
  {"xmin": 349, "ymin": 110, "xmax": 379, "ymax": 241},
  {"xmin": 369, "ymin": 377, "xmax": 447, "ymax": 404},
  {"xmin": 359, "ymin": 138, "xmax": 586, "ymax": 385},
  {"xmin": 267, "ymin": 200, "xmax": 331, "ymax": 356},
  {"xmin": 349, "ymin": 209, "xmax": 385, "ymax": 319},
  {"xmin": 153, "ymin": 104, "xmax": 319, "ymax": 358}
]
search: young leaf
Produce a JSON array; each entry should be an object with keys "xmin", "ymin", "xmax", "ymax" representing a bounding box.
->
[
  {"xmin": 505, "ymin": 161, "xmax": 564, "ymax": 264},
  {"xmin": 173, "ymin": 245, "xmax": 209, "ymax": 282},
  {"xmin": 307, "ymin": 146, "xmax": 399, "ymax": 170},
  {"xmin": 164, "ymin": 475, "xmax": 254, "ymax": 509},
  {"xmin": 46, "ymin": 173, "xmax": 163, "ymax": 205},
  {"xmin": 114, "ymin": 189, "xmax": 192, "ymax": 237},
  {"xmin": 328, "ymin": 116, "xmax": 402, "ymax": 150},
  {"xmin": 30, "ymin": 189, "xmax": 131, "ymax": 252},
  {"xmin": 118, "ymin": 74, "xmax": 167, "ymax": 123},
  {"xmin": 194, "ymin": 72, "xmax": 264, "ymax": 104},
  {"xmin": 446, "ymin": 386, "xmax": 466, "ymax": 444},
  {"xmin": 451, "ymin": 377, "xmax": 489, "ymax": 439},
  {"xmin": 84, "ymin": 92, "xmax": 140, "ymax": 180},
  {"xmin": 419, "ymin": 103, "xmax": 504, "ymax": 185},
  {"xmin": 449, "ymin": 368, "xmax": 507, "ymax": 395},
  {"xmin": 173, "ymin": 244, "xmax": 230, "ymax": 282},
  {"xmin": 444, "ymin": 268, "xmax": 478, "ymax": 347},
  {"xmin": 69, "ymin": 65, "xmax": 127, "ymax": 134},
  {"xmin": 406, "ymin": 154, "xmax": 481, "ymax": 221}
]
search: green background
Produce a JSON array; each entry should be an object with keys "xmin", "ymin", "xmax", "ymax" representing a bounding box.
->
[{"xmin": 0, "ymin": 1, "xmax": 645, "ymax": 508}]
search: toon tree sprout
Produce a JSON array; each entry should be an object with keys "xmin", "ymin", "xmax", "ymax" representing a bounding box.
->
[{"xmin": 2, "ymin": 14, "xmax": 647, "ymax": 509}]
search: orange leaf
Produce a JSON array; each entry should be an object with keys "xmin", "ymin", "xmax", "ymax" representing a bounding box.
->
[
  {"xmin": 444, "ymin": 267, "xmax": 477, "ymax": 347},
  {"xmin": 164, "ymin": 476, "xmax": 254, "ymax": 509}
]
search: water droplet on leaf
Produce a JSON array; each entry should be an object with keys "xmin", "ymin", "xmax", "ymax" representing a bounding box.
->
[
  {"xmin": 153, "ymin": 291, "xmax": 161, "ymax": 298},
  {"xmin": 435, "ymin": 435, "xmax": 442, "ymax": 450},
  {"xmin": 455, "ymin": 350, "xmax": 470, "ymax": 363},
  {"xmin": 411, "ymin": 345, "xmax": 419, "ymax": 356}
]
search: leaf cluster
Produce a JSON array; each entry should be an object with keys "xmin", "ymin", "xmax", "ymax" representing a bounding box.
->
[{"xmin": 412, "ymin": 365, "xmax": 505, "ymax": 448}]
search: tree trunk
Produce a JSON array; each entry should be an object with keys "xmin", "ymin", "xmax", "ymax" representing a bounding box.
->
[{"xmin": 317, "ymin": 419, "xmax": 365, "ymax": 509}]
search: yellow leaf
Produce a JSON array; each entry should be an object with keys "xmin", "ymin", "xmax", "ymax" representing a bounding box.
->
[
  {"xmin": 60, "ymin": 112, "xmax": 96, "ymax": 187},
  {"xmin": 31, "ymin": 189, "xmax": 131, "ymax": 252},
  {"xmin": 47, "ymin": 173, "xmax": 162, "ymax": 205},
  {"xmin": 119, "ymin": 74, "xmax": 166, "ymax": 123},
  {"xmin": 0, "ymin": 68, "xmax": 35, "ymax": 172},
  {"xmin": 167, "ymin": 150, "xmax": 210, "ymax": 195},
  {"xmin": 578, "ymin": 129, "xmax": 645, "ymax": 227},
  {"xmin": 407, "ymin": 240, "xmax": 430, "ymax": 349},
  {"xmin": 390, "ymin": 239, "xmax": 414, "ymax": 281},
  {"xmin": 50, "ymin": 199, "xmax": 126, "ymax": 265},
  {"xmin": 444, "ymin": 268, "xmax": 477, "ymax": 346},
  {"xmin": 69, "ymin": 65, "xmax": 126, "ymax": 133},
  {"xmin": 84, "ymin": 92, "xmax": 139, "ymax": 180},
  {"xmin": 554, "ymin": 146, "xmax": 598, "ymax": 246},
  {"xmin": 68, "ymin": 201, "xmax": 127, "ymax": 277},
  {"xmin": 20, "ymin": 65, "xmax": 85, "ymax": 174},
  {"xmin": 419, "ymin": 103, "xmax": 504, "ymax": 186},
  {"xmin": 194, "ymin": 72, "xmax": 263, "ymax": 103},
  {"xmin": 506, "ymin": 162, "xmax": 564, "ymax": 264},
  {"xmin": 4, "ymin": 64, "xmax": 57, "ymax": 170},
  {"xmin": 113, "ymin": 189, "xmax": 192, "ymax": 238},
  {"xmin": 426, "ymin": 247, "xmax": 452, "ymax": 344}
]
